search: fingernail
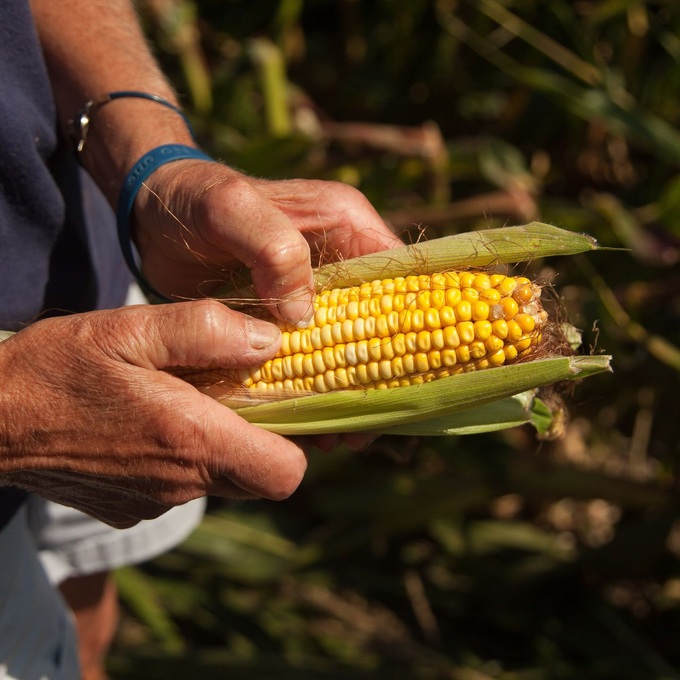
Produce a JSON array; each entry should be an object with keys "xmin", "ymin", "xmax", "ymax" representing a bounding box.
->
[
  {"xmin": 246, "ymin": 316, "xmax": 281, "ymax": 349},
  {"xmin": 277, "ymin": 286, "xmax": 314, "ymax": 327}
]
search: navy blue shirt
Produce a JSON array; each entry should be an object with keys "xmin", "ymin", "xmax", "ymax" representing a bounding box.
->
[{"xmin": 0, "ymin": 0, "xmax": 131, "ymax": 529}]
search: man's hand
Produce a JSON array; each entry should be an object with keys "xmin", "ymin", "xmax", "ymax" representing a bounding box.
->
[
  {"xmin": 0, "ymin": 301, "xmax": 307, "ymax": 528},
  {"xmin": 134, "ymin": 161, "xmax": 403, "ymax": 324}
]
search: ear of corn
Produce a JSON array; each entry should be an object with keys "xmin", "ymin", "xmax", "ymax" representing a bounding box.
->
[{"xmin": 194, "ymin": 223, "xmax": 613, "ymax": 438}]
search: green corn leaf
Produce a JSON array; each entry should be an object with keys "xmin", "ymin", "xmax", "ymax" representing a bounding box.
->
[
  {"xmin": 313, "ymin": 222, "xmax": 601, "ymax": 291},
  {"xmin": 227, "ymin": 354, "xmax": 612, "ymax": 435}
]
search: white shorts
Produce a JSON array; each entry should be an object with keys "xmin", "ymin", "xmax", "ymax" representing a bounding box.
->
[{"xmin": 25, "ymin": 497, "xmax": 206, "ymax": 586}]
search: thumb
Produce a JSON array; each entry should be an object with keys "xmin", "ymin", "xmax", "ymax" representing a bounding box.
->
[{"xmin": 106, "ymin": 299, "xmax": 281, "ymax": 371}]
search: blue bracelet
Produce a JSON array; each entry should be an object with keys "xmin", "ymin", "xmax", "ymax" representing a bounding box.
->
[{"xmin": 116, "ymin": 143, "xmax": 213, "ymax": 301}]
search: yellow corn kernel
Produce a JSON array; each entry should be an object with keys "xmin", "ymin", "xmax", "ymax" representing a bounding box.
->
[
  {"xmin": 405, "ymin": 332, "xmax": 418, "ymax": 354},
  {"xmin": 271, "ymin": 358, "xmax": 285, "ymax": 381},
  {"xmin": 431, "ymin": 273, "xmax": 447, "ymax": 290},
  {"xmin": 455, "ymin": 300, "xmax": 472, "ymax": 322},
  {"xmin": 473, "ymin": 273, "xmax": 491, "ymax": 290},
  {"xmin": 443, "ymin": 325, "xmax": 461, "ymax": 348},
  {"xmin": 459, "ymin": 272, "xmax": 476, "ymax": 288},
  {"xmin": 440, "ymin": 306, "xmax": 456, "ymax": 326},
  {"xmin": 411, "ymin": 309, "xmax": 425, "ymax": 332},
  {"xmin": 392, "ymin": 294, "xmax": 405, "ymax": 312},
  {"xmin": 485, "ymin": 335, "xmax": 505, "ymax": 353},
  {"xmin": 515, "ymin": 313, "xmax": 536, "ymax": 334},
  {"xmin": 386, "ymin": 311, "xmax": 401, "ymax": 334},
  {"xmin": 456, "ymin": 345, "xmax": 471, "ymax": 363},
  {"xmin": 398, "ymin": 309, "xmax": 412, "ymax": 332},
  {"xmin": 515, "ymin": 336, "xmax": 534, "ymax": 353},
  {"xmin": 391, "ymin": 356, "xmax": 405, "ymax": 378},
  {"xmin": 496, "ymin": 276, "xmax": 517, "ymax": 297},
  {"xmin": 368, "ymin": 337, "xmax": 382, "ymax": 362},
  {"xmin": 416, "ymin": 330, "xmax": 432, "ymax": 352},
  {"xmin": 462, "ymin": 287, "xmax": 479, "ymax": 302},
  {"xmin": 445, "ymin": 288, "xmax": 462, "ymax": 307},
  {"xmin": 431, "ymin": 328, "xmax": 445, "ymax": 350},
  {"xmin": 300, "ymin": 330, "xmax": 314, "ymax": 353},
  {"xmin": 322, "ymin": 346, "xmax": 336, "ymax": 371},
  {"xmin": 506, "ymin": 320, "xmax": 523, "ymax": 343},
  {"xmin": 441, "ymin": 349, "xmax": 457, "ymax": 367},
  {"xmin": 430, "ymin": 289, "xmax": 446, "ymax": 309},
  {"xmin": 499, "ymin": 297, "xmax": 519, "ymax": 320},
  {"xmin": 457, "ymin": 321, "xmax": 475, "ymax": 345},
  {"xmin": 379, "ymin": 295, "xmax": 393, "ymax": 315},
  {"xmin": 416, "ymin": 290, "xmax": 431, "ymax": 311},
  {"xmin": 492, "ymin": 319, "xmax": 508, "ymax": 340},
  {"xmin": 392, "ymin": 333, "xmax": 407, "ymax": 356},
  {"xmin": 470, "ymin": 341, "xmax": 487, "ymax": 360},
  {"xmin": 488, "ymin": 349, "xmax": 506, "ymax": 367},
  {"xmin": 474, "ymin": 320, "xmax": 493, "ymax": 341},
  {"xmin": 424, "ymin": 308, "xmax": 441, "ymax": 330},
  {"xmin": 333, "ymin": 344, "xmax": 346, "ymax": 367},
  {"xmin": 379, "ymin": 359, "xmax": 393, "ymax": 380},
  {"xmin": 428, "ymin": 350, "xmax": 442, "ymax": 370},
  {"xmin": 472, "ymin": 301, "xmax": 490, "ymax": 322},
  {"xmin": 393, "ymin": 277, "xmax": 407, "ymax": 293},
  {"xmin": 480, "ymin": 288, "xmax": 502, "ymax": 303},
  {"xmin": 415, "ymin": 352, "xmax": 430, "ymax": 373},
  {"xmin": 514, "ymin": 283, "xmax": 535, "ymax": 305},
  {"xmin": 334, "ymin": 367, "xmax": 350, "ymax": 388}
]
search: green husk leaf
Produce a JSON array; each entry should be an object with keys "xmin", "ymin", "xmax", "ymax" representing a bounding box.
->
[
  {"xmin": 378, "ymin": 391, "xmax": 536, "ymax": 436},
  {"xmin": 313, "ymin": 222, "xmax": 601, "ymax": 291},
  {"xmin": 228, "ymin": 354, "xmax": 612, "ymax": 435}
]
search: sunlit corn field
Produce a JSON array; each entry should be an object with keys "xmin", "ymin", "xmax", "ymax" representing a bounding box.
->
[{"xmin": 109, "ymin": 2, "xmax": 680, "ymax": 678}]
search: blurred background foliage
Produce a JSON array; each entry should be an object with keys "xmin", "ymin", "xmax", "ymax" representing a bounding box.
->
[{"xmin": 110, "ymin": 1, "xmax": 680, "ymax": 677}]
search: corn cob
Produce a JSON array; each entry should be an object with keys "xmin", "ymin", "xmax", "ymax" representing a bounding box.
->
[{"xmin": 234, "ymin": 271, "xmax": 547, "ymax": 396}]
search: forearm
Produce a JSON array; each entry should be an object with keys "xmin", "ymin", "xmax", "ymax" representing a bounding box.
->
[{"xmin": 30, "ymin": 0, "xmax": 195, "ymax": 204}]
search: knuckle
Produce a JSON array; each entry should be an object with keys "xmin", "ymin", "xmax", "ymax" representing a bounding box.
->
[
  {"xmin": 319, "ymin": 179, "xmax": 365, "ymax": 205},
  {"xmin": 215, "ymin": 175, "xmax": 260, "ymax": 211},
  {"xmin": 256, "ymin": 234, "xmax": 310, "ymax": 273},
  {"xmin": 189, "ymin": 298, "xmax": 232, "ymax": 339}
]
